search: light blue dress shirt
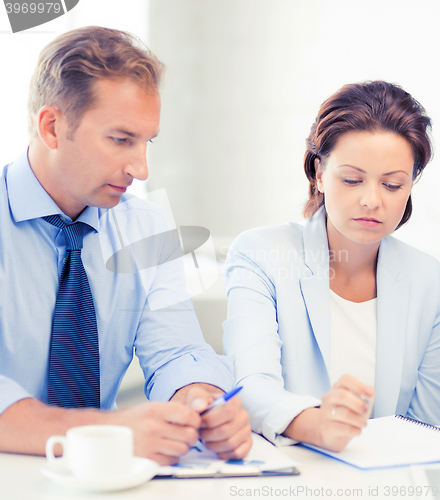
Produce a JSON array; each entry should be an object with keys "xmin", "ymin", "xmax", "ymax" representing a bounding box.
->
[{"xmin": 0, "ymin": 150, "xmax": 233, "ymax": 415}]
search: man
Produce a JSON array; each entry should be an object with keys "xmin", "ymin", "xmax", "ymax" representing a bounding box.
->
[{"xmin": 0, "ymin": 26, "xmax": 252, "ymax": 465}]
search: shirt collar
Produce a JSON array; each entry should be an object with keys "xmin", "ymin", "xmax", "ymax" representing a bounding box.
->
[{"xmin": 7, "ymin": 148, "xmax": 99, "ymax": 232}]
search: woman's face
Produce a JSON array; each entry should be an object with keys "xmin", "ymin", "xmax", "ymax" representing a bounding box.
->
[{"xmin": 316, "ymin": 130, "xmax": 414, "ymax": 248}]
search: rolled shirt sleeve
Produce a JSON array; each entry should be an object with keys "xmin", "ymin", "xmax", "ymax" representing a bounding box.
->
[{"xmin": 0, "ymin": 376, "xmax": 33, "ymax": 415}]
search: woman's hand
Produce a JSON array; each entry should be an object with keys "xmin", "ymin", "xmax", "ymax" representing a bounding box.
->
[
  {"xmin": 318, "ymin": 374, "xmax": 375, "ymax": 451},
  {"xmin": 284, "ymin": 374, "xmax": 375, "ymax": 452}
]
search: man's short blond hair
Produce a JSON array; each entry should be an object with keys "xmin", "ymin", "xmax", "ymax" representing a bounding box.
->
[{"xmin": 28, "ymin": 26, "xmax": 164, "ymax": 140}]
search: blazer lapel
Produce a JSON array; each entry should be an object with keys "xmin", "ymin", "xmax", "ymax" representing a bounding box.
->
[
  {"xmin": 374, "ymin": 237, "xmax": 410, "ymax": 417},
  {"xmin": 300, "ymin": 208, "xmax": 332, "ymax": 381}
]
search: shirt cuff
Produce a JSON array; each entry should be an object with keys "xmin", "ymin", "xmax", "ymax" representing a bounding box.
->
[{"xmin": 147, "ymin": 352, "xmax": 234, "ymax": 401}]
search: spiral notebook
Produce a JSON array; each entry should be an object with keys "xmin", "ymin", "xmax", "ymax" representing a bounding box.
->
[{"xmin": 303, "ymin": 415, "xmax": 440, "ymax": 469}]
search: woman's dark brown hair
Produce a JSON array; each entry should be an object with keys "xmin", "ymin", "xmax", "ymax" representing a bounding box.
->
[{"xmin": 303, "ymin": 81, "xmax": 432, "ymax": 229}]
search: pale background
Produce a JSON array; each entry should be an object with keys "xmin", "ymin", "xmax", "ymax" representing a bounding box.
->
[{"xmin": 1, "ymin": 0, "xmax": 440, "ymax": 402}]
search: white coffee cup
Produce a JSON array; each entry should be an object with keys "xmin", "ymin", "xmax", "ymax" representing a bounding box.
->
[{"xmin": 46, "ymin": 425, "xmax": 134, "ymax": 480}]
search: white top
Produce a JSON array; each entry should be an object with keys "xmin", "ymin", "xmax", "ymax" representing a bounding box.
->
[{"xmin": 329, "ymin": 290, "xmax": 377, "ymax": 388}]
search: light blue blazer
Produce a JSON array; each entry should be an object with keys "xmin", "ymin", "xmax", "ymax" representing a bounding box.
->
[{"xmin": 223, "ymin": 207, "xmax": 440, "ymax": 445}]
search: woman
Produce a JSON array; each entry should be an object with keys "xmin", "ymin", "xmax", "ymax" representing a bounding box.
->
[{"xmin": 223, "ymin": 81, "xmax": 440, "ymax": 452}]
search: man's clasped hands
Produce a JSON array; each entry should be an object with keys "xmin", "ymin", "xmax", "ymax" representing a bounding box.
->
[{"xmin": 112, "ymin": 384, "xmax": 252, "ymax": 465}]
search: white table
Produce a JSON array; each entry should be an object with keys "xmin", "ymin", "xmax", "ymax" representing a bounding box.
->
[{"xmin": 0, "ymin": 444, "xmax": 415, "ymax": 500}]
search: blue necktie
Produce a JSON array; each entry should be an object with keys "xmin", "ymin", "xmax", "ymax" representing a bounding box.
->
[{"xmin": 43, "ymin": 215, "xmax": 100, "ymax": 409}]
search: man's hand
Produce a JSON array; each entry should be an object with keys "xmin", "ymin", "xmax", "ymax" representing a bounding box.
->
[
  {"xmin": 0, "ymin": 385, "xmax": 252, "ymax": 464},
  {"xmin": 284, "ymin": 374, "xmax": 375, "ymax": 452},
  {"xmin": 173, "ymin": 384, "xmax": 252, "ymax": 460},
  {"xmin": 108, "ymin": 401, "xmax": 200, "ymax": 465},
  {"xmin": 0, "ymin": 397, "xmax": 201, "ymax": 465}
]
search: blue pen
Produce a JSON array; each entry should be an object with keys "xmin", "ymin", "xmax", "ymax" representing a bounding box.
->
[{"xmin": 200, "ymin": 386, "xmax": 243, "ymax": 416}]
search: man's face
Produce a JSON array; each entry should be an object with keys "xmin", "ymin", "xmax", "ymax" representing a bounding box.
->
[{"xmin": 51, "ymin": 77, "xmax": 161, "ymax": 219}]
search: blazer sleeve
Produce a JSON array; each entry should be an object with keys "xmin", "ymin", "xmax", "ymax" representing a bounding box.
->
[{"xmin": 223, "ymin": 229, "xmax": 321, "ymax": 445}]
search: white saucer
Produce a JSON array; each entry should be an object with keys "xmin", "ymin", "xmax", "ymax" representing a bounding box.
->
[{"xmin": 41, "ymin": 457, "xmax": 159, "ymax": 492}]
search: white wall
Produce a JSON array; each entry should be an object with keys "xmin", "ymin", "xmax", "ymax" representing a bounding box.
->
[{"xmin": 146, "ymin": 0, "xmax": 440, "ymax": 261}]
